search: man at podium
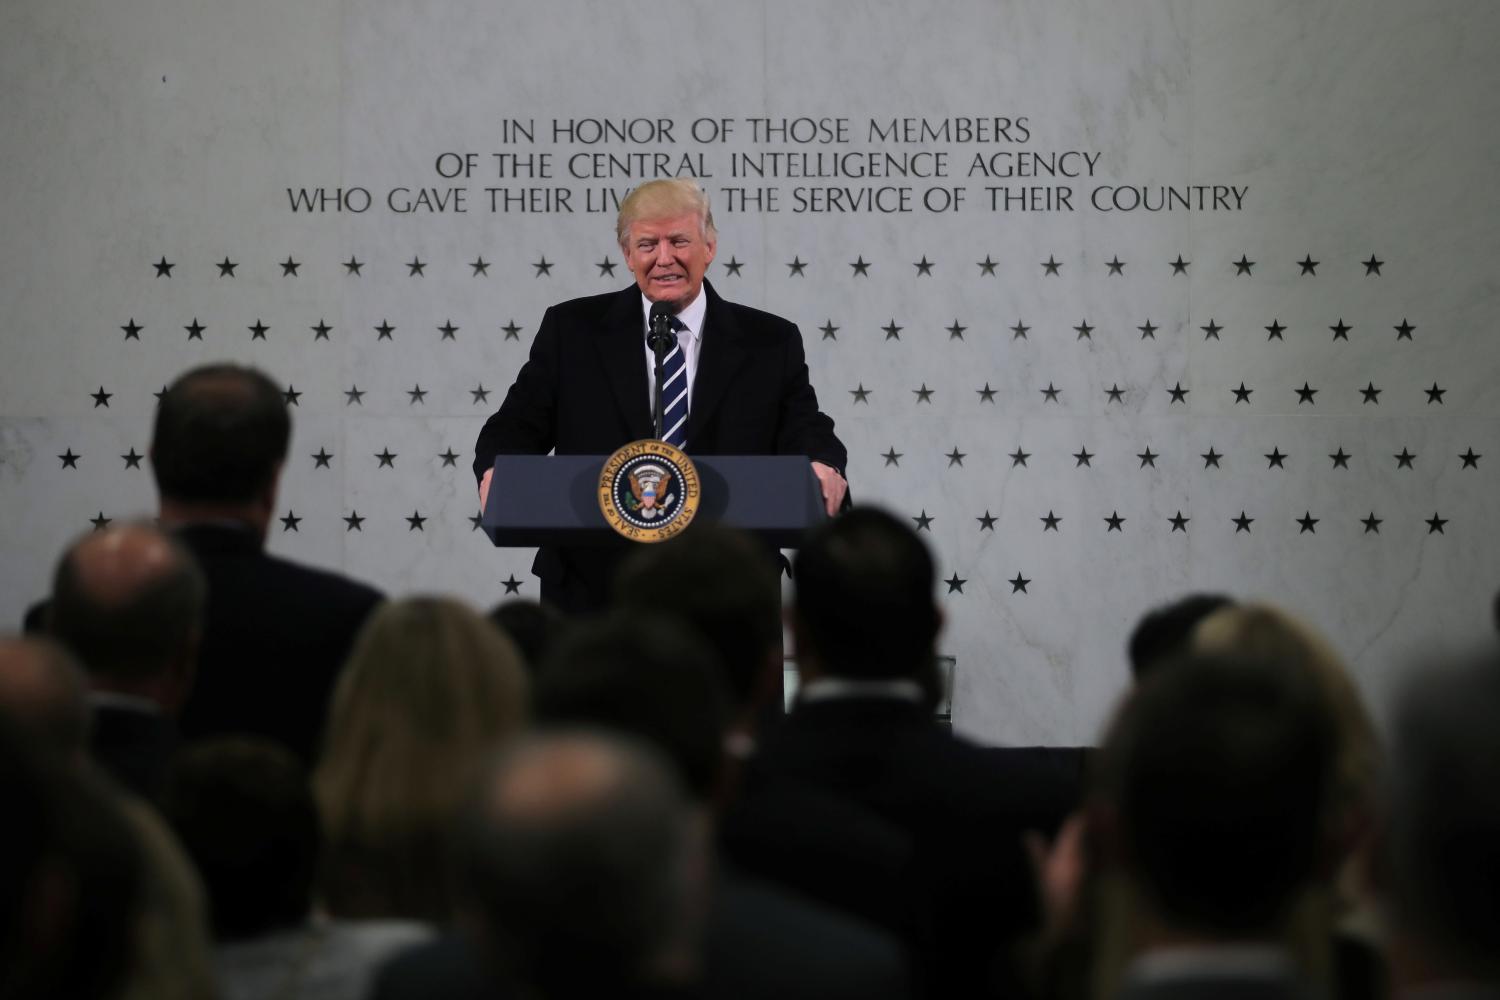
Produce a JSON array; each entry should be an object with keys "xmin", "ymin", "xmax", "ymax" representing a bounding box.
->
[{"xmin": 474, "ymin": 178, "xmax": 847, "ymax": 613}]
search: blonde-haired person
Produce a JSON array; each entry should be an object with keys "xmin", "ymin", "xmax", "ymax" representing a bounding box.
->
[{"xmin": 313, "ymin": 597, "xmax": 528, "ymax": 923}]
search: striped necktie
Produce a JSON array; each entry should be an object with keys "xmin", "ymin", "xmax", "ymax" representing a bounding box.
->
[{"xmin": 659, "ymin": 318, "xmax": 689, "ymax": 449}]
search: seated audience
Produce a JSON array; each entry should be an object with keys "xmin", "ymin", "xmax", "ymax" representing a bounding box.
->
[
  {"xmin": 487, "ymin": 597, "xmax": 571, "ymax": 677},
  {"xmin": 165, "ymin": 737, "xmax": 432, "ymax": 1000},
  {"xmin": 1125, "ymin": 592, "xmax": 1235, "ymax": 680},
  {"xmin": 0, "ymin": 634, "xmax": 91, "ymax": 766},
  {"xmin": 1095, "ymin": 652, "xmax": 1336, "ymax": 1000},
  {"xmin": 151, "ymin": 363, "xmax": 384, "ymax": 762},
  {"xmin": 313, "ymin": 596, "xmax": 527, "ymax": 923},
  {"xmin": 1382, "ymin": 643, "xmax": 1500, "ymax": 997},
  {"xmin": 45, "ymin": 522, "xmax": 205, "ymax": 800}
]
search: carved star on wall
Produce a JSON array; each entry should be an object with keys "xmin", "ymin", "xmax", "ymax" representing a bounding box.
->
[
  {"xmin": 438, "ymin": 320, "xmax": 459, "ymax": 340},
  {"xmin": 121, "ymin": 448, "xmax": 143, "ymax": 469},
  {"xmin": 531, "ymin": 256, "xmax": 552, "ymax": 276},
  {"xmin": 344, "ymin": 386, "xmax": 365, "ymax": 405},
  {"xmin": 1136, "ymin": 447, "xmax": 1159, "ymax": 468},
  {"xmin": 121, "ymin": 318, "xmax": 142, "ymax": 340},
  {"xmin": 280, "ymin": 511, "xmax": 301, "ymax": 532},
  {"xmin": 848, "ymin": 256, "xmax": 871, "ymax": 276},
  {"xmin": 344, "ymin": 512, "xmax": 365, "ymax": 531},
  {"xmin": 913, "ymin": 384, "xmax": 935, "ymax": 403},
  {"xmin": 977, "ymin": 511, "xmax": 997, "ymax": 531},
  {"xmin": 405, "ymin": 257, "xmax": 426, "ymax": 276},
  {"xmin": 1075, "ymin": 321, "xmax": 1095, "ymax": 340},
  {"xmin": 311, "ymin": 319, "xmax": 331, "ymax": 340},
  {"xmin": 1169, "ymin": 511, "xmax": 1190, "ymax": 532},
  {"xmin": 819, "ymin": 320, "xmax": 839, "ymax": 341},
  {"xmin": 154, "ymin": 256, "xmax": 175, "ymax": 277},
  {"xmin": 1040, "ymin": 383, "xmax": 1061, "ymax": 402},
  {"xmin": 1106, "ymin": 256, "xmax": 1125, "ymax": 275},
  {"xmin": 58, "ymin": 448, "xmax": 80, "ymax": 469},
  {"xmin": 881, "ymin": 448, "xmax": 902, "ymax": 467},
  {"xmin": 1394, "ymin": 448, "xmax": 1416, "ymax": 469},
  {"xmin": 882, "ymin": 320, "xmax": 903, "ymax": 341},
  {"xmin": 280, "ymin": 256, "xmax": 301, "ymax": 276},
  {"xmin": 1104, "ymin": 511, "xmax": 1125, "ymax": 532},
  {"xmin": 375, "ymin": 321, "xmax": 394, "ymax": 340},
  {"xmin": 977, "ymin": 255, "xmax": 999, "ymax": 276},
  {"xmin": 786, "ymin": 257, "xmax": 807, "ymax": 276},
  {"xmin": 912, "ymin": 510, "xmax": 933, "ymax": 531},
  {"xmin": 1395, "ymin": 319, "xmax": 1415, "ymax": 340},
  {"xmin": 946, "ymin": 320, "xmax": 967, "ymax": 340},
  {"xmin": 1297, "ymin": 255, "xmax": 1319, "ymax": 275},
  {"xmin": 1297, "ymin": 511, "xmax": 1319, "ymax": 534},
  {"xmin": 249, "ymin": 320, "xmax": 269, "ymax": 340},
  {"xmin": 1011, "ymin": 320, "xmax": 1030, "ymax": 340},
  {"xmin": 1169, "ymin": 255, "xmax": 1190, "ymax": 275},
  {"xmin": 1329, "ymin": 447, "xmax": 1351, "ymax": 469},
  {"xmin": 1426, "ymin": 513, "xmax": 1447, "ymax": 534},
  {"xmin": 723, "ymin": 256, "xmax": 744, "ymax": 276},
  {"xmin": 312, "ymin": 448, "xmax": 333, "ymax": 468},
  {"xmin": 1231, "ymin": 378, "xmax": 1252, "ymax": 401},
  {"xmin": 90, "ymin": 512, "xmax": 112, "ymax": 530},
  {"xmin": 1459, "ymin": 448, "xmax": 1481, "ymax": 469},
  {"xmin": 945, "ymin": 447, "xmax": 966, "ymax": 467},
  {"xmin": 1425, "ymin": 382, "xmax": 1446, "ymax": 404},
  {"xmin": 343, "ymin": 256, "xmax": 364, "ymax": 275},
  {"xmin": 1167, "ymin": 382, "xmax": 1188, "ymax": 404},
  {"xmin": 470, "ymin": 385, "xmax": 490, "ymax": 404},
  {"xmin": 1040, "ymin": 510, "xmax": 1061, "ymax": 531},
  {"xmin": 282, "ymin": 385, "xmax": 301, "ymax": 406},
  {"xmin": 406, "ymin": 511, "xmax": 427, "ymax": 531},
  {"xmin": 1009, "ymin": 573, "xmax": 1030, "ymax": 594},
  {"xmin": 1233, "ymin": 511, "xmax": 1254, "ymax": 533},
  {"xmin": 1265, "ymin": 320, "xmax": 1286, "ymax": 341},
  {"xmin": 1072, "ymin": 447, "xmax": 1093, "ymax": 468},
  {"xmin": 977, "ymin": 383, "xmax": 997, "ymax": 403},
  {"xmin": 1363, "ymin": 255, "xmax": 1384, "ymax": 275},
  {"xmin": 1360, "ymin": 383, "xmax": 1381, "ymax": 404},
  {"xmin": 470, "ymin": 512, "xmax": 484, "ymax": 531},
  {"xmin": 470, "ymin": 256, "xmax": 491, "ymax": 276},
  {"xmin": 216, "ymin": 257, "xmax": 238, "ymax": 277},
  {"xmin": 375, "ymin": 448, "xmax": 397, "ymax": 468},
  {"xmin": 1330, "ymin": 319, "xmax": 1351, "ymax": 341},
  {"xmin": 944, "ymin": 573, "xmax": 966, "ymax": 594},
  {"xmin": 596, "ymin": 257, "xmax": 617, "ymax": 277},
  {"xmin": 1201, "ymin": 447, "xmax": 1222, "ymax": 468},
  {"xmin": 502, "ymin": 575, "xmax": 523, "ymax": 595},
  {"xmin": 91, "ymin": 387, "xmax": 112, "ymax": 408},
  {"xmin": 502, "ymin": 321, "xmax": 523, "ymax": 341},
  {"xmin": 1265, "ymin": 447, "xmax": 1287, "ymax": 469},
  {"xmin": 1041, "ymin": 255, "xmax": 1062, "ymax": 275},
  {"xmin": 1201, "ymin": 319, "xmax": 1222, "ymax": 340},
  {"xmin": 1138, "ymin": 320, "xmax": 1158, "ymax": 340},
  {"xmin": 849, "ymin": 384, "xmax": 871, "ymax": 403},
  {"xmin": 914, "ymin": 256, "xmax": 935, "ymax": 276},
  {"xmin": 439, "ymin": 448, "xmax": 460, "ymax": 468},
  {"xmin": 1233, "ymin": 255, "xmax": 1255, "ymax": 275},
  {"xmin": 407, "ymin": 385, "xmax": 427, "ymax": 404},
  {"xmin": 1361, "ymin": 512, "xmax": 1382, "ymax": 534},
  {"xmin": 1105, "ymin": 384, "xmax": 1125, "ymax": 403},
  {"xmin": 1295, "ymin": 382, "xmax": 1318, "ymax": 404}
]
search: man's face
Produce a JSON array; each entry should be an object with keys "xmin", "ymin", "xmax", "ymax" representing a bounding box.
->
[{"xmin": 623, "ymin": 212, "xmax": 716, "ymax": 312}]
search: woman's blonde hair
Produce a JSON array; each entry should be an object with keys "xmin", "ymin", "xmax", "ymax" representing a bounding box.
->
[{"xmin": 313, "ymin": 596, "xmax": 528, "ymax": 921}]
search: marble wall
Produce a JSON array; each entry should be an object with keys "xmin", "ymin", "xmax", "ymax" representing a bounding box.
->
[{"xmin": 2, "ymin": 0, "xmax": 1496, "ymax": 744}]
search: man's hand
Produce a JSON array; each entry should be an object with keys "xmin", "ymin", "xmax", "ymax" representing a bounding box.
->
[
  {"xmin": 810, "ymin": 461, "xmax": 847, "ymax": 517},
  {"xmin": 479, "ymin": 468, "xmax": 493, "ymax": 512}
]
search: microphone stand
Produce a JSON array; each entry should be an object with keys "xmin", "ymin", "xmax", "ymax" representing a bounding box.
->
[{"xmin": 647, "ymin": 309, "xmax": 673, "ymax": 441}]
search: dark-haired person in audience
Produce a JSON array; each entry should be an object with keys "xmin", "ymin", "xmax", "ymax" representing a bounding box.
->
[
  {"xmin": 43, "ymin": 522, "xmax": 204, "ymax": 800},
  {"xmin": 487, "ymin": 597, "xmax": 571, "ymax": 677},
  {"xmin": 0, "ymin": 634, "xmax": 91, "ymax": 765},
  {"xmin": 1125, "ymin": 592, "xmax": 1234, "ymax": 681},
  {"xmin": 166, "ymin": 737, "xmax": 432, "ymax": 1000},
  {"xmin": 1382, "ymin": 643, "xmax": 1500, "ymax": 998},
  {"xmin": 1096, "ymin": 653, "xmax": 1336, "ymax": 1000},
  {"xmin": 150, "ymin": 363, "xmax": 383, "ymax": 762},
  {"xmin": 314, "ymin": 597, "xmax": 528, "ymax": 923},
  {"xmin": 745, "ymin": 507, "xmax": 1046, "ymax": 998}
]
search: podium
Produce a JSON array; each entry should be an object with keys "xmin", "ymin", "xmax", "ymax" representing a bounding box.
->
[{"xmin": 481, "ymin": 454, "xmax": 828, "ymax": 548}]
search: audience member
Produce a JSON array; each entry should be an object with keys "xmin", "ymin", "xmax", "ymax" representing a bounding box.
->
[
  {"xmin": 152, "ymin": 363, "xmax": 384, "ymax": 762},
  {"xmin": 44, "ymin": 522, "xmax": 204, "ymax": 799},
  {"xmin": 487, "ymin": 597, "xmax": 571, "ymax": 676},
  {"xmin": 1126, "ymin": 592, "xmax": 1235, "ymax": 680},
  {"xmin": 1382, "ymin": 643, "xmax": 1500, "ymax": 996},
  {"xmin": 165, "ymin": 738, "xmax": 432, "ymax": 1000},
  {"xmin": 313, "ymin": 596, "xmax": 528, "ymax": 923},
  {"xmin": 1097, "ymin": 653, "xmax": 1336, "ymax": 1000},
  {"xmin": 748, "ymin": 506, "xmax": 1042, "ymax": 997},
  {"xmin": 0, "ymin": 634, "xmax": 90, "ymax": 764}
]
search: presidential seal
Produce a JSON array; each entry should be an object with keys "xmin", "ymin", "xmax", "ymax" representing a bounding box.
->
[{"xmin": 598, "ymin": 439, "xmax": 701, "ymax": 542}]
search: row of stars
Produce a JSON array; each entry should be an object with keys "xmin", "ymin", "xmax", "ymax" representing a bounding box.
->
[
  {"xmin": 910, "ymin": 508, "xmax": 1452, "ymax": 539},
  {"xmin": 116, "ymin": 318, "xmax": 525, "ymax": 342},
  {"xmin": 818, "ymin": 317, "xmax": 1416, "ymax": 342},
  {"xmin": 51, "ymin": 444, "xmax": 1484, "ymax": 473},
  {"xmin": 878, "ymin": 445, "xmax": 1481, "ymax": 471},
  {"xmin": 145, "ymin": 253, "xmax": 1392, "ymax": 280},
  {"xmin": 848, "ymin": 378, "xmax": 1448, "ymax": 406}
]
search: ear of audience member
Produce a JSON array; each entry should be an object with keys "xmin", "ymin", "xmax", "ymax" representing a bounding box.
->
[
  {"xmin": 1125, "ymin": 592, "xmax": 1234, "ymax": 681},
  {"xmin": 612, "ymin": 524, "xmax": 784, "ymax": 725},
  {"xmin": 0, "ymin": 715, "xmax": 144, "ymax": 1000},
  {"xmin": 166, "ymin": 737, "xmax": 432, "ymax": 1000},
  {"xmin": 1097, "ymin": 653, "xmax": 1335, "ymax": 963},
  {"xmin": 487, "ymin": 597, "xmax": 570, "ymax": 676},
  {"xmin": 314, "ymin": 597, "xmax": 528, "ymax": 923},
  {"xmin": 1383, "ymin": 643, "xmax": 1500, "ymax": 990}
]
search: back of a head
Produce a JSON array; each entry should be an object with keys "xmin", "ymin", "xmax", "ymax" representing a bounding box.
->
[
  {"xmin": 164, "ymin": 738, "xmax": 318, "ymax": 942},
  {"xmin": 793, "ymin": 506, "xmax": 940, "ymax": 680},
  {"xmin": 1127, "ymin": 592, "xmax": 1235, "ymax": 681},
  {"xmin": 48, "ymin": 524, "xmax": 206, "ymax": 689},
  {"xmin": 151, "ymin": 363, "xmax": 290, "ymax": 504},
  {"xmin": 457, "ymin": 731, "xmax": 704, "ymax": 998},
  {"xmin": 314, "ymin": 596, "xmax": 528, "ymax": 920},
  {"xmin": 0, "ymin": 636, "xmax": 90, "ymax": 759},
  {"xmin": 1104, "ymin": 653, "xmax": 1335, "ymax": 937},
  {"xmin": 613, "ymin": 524, "xmax": 781, "ymax": 711},
  {"xmin": 535, "ymin": 612, "xmax": 729, "ymax": 802},
  {"xmin": 1385, "ymin": 644, "xmax": 1500, "ymax": 981},
  {"xmin": 487, "ymin": 598, "xmax": 570, "ymax": 676}
]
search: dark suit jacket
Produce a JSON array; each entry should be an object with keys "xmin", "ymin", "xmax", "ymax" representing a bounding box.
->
[
  {"xmin": 473, "ymin": 281, "xmax": 845, "ymax": 612},
  {"xmin": 173, "ymin": 524, "xmax": 383, "ymax": 763},
  {"xmin": 88, "ymin": 702, "xmax": 178, "ymax": 803},
  {"xmin": 737, "ymin": 695, "xmax": 1042, "ymax": 999}
]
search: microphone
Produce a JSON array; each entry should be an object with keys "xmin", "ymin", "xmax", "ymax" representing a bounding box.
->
[{"xmin": 647, "ymin": 301, "xmax": 674, "ymax": 354}]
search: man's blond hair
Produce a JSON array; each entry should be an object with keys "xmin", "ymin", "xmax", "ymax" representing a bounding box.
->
[{"xmin": 616, "ymin": 179, "xmax": 716, "ymax": 247}]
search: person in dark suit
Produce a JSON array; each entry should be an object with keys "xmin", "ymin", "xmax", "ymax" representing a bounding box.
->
[
  {"xmin": 150, "ymin": 364, "xmax": 383, "ymax": 763},
  {"xmin": 473, "ymin": 178, "xmax": 847, "ymax": 614}
]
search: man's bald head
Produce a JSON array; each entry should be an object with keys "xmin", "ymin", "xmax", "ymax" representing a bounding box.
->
[
  {"xmin": 0, "ymin": 636, "xmax": 90, "ymax": 759},
  {"xmin": 458, "ymin": 732, "xmax": 706, "ymax": 996},
  {"xmin": 49, "ymin": 523, "xmax": 205, "ymax": 695}
]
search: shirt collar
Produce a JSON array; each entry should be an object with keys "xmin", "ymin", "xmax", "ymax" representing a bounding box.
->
[{"xmin": 639, "ymin": 286, "xmax": 707, "ymax": 343}]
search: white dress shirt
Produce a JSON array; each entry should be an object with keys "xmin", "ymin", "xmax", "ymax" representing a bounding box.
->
[{"xmin": 640, "ymin": 287, "xmax": 706, "ymax": 419}]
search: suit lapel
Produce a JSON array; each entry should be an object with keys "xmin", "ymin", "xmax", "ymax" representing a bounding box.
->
[
  {"xmin": 687, "ymin": 281, "xmax": 748, "ymax": 446},
  {"xmin": 595, "ymin": 286, "xmax": 654, "ymax": 441}
]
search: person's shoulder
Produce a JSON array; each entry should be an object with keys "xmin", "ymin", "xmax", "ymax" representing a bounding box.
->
[
  {"xmin": 254, "ymin": 549, "xmax": 384, "ymax": 610},
  {"xmin": 545, "ymin": 286, "xmax": 636, "ymax": 323},
  {"xmin": 712, "ymin": 292, "xmax": 800, "ymax": 338}
]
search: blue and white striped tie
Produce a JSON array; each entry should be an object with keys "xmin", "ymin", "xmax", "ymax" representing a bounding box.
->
[{"xmin": 660, "ymin": 318, "xmax": 689, "ymax": 449}]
